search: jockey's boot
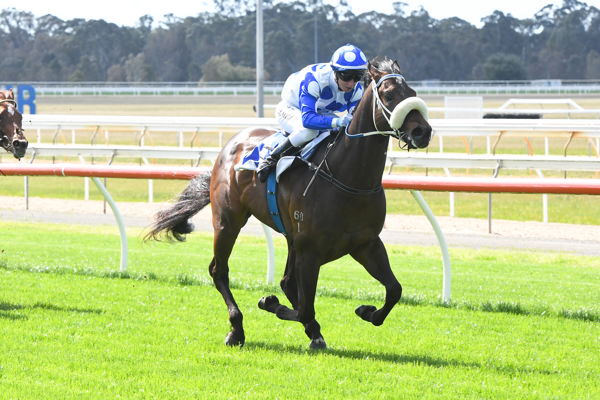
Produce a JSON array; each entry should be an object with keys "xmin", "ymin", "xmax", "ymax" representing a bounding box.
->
[{"xmin": 256, "ymin": 138, "xmax": 297, "ymax": 182}]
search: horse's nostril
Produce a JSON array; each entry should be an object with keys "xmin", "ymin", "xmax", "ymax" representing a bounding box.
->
[
  {"xmin": 13, "ymin": 139, "xmax": 28, "ymax": 149},
  {"xmin": 412, "ymin": 125, "xmax": 432, "ymax": 148}
]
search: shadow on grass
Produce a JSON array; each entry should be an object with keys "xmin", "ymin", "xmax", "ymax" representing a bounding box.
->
[
  {"xmin": 244, "ymin": 340, "xmax": 467, "ymax": 367},
  {"xmin": 243, "ymin": 340, "xmax": 560, "ymax": 376},
  {"xmin": 0, "ymin": 300, "xmax": 104, "ymax": 320}
]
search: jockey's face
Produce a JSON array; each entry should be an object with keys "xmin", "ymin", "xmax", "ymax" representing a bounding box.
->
[{"xmin": 335, "ymin": 70, "xmax": 364, "ymax": 93}]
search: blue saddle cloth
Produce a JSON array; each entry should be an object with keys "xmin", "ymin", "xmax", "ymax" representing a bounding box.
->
[{"xmin": 235, "ymin": 130, "xmax": 331, "ymax": 180}]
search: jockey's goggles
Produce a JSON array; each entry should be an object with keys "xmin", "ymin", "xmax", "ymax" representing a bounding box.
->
[{"xmin": 336, "ymin": 70, "xmax": 365, "ymax": 82}]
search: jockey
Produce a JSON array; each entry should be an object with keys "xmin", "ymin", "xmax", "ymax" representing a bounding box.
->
[{"xmin": 256, "ymin": 43, "xmax": 368, "ymax": 182}]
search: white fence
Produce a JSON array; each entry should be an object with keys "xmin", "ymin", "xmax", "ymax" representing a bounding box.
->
[
  {"xmin": 4, "ymin": 163, "xmax": 600, "ymax": 303},
  {"xmin": 22, "ymin": 113, "xmax": 600, "ymax": 147},
  {"xmin": 4, "ymin": 113, "xmax": 600, "ymax": 302},
  {"xmin": 10, "ymin": 80, "xmax": 600, "ymax": 96},
  {"xmin": 12, "ymin": 114, "xmax": 600, "ymax": 217}
]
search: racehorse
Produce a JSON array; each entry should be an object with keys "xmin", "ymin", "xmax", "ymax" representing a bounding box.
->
[
  {"xmin": 146, "ymin": 56, "xmax": 432, "ymax": 349},
  {"xmin": 0, "ymin": 89, "xmax": 28, "ymax": 159}
]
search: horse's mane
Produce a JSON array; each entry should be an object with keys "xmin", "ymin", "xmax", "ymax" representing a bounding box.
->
[{"xmin": 364, "ymin": 56, "xmax": 402, "ymax": 86}]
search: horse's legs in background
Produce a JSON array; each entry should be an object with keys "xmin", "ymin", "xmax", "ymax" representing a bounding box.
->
[
  {"xmin": 210, "ymin": 223, "xmax": 245, "ymax": 346},
  {"xmin": 351, "ymin": 237, "xmax": 402, "ymax": 326}
]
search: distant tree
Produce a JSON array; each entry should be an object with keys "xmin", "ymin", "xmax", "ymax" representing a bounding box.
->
[
  {"xmin": 143, "ymin": 24, "xmax": 191, "ymax": 81},
  {"xmin": 200, "ymin": 54, "xmax": 256, "ymax": 81},
  {"xmin": 136, "ymin": 15, "xmax": 154, "ymax": 35},
  {"xmin": 483, "ymin": 53, "xmax": 527, "ymax": 80},
  {"xmin": 212, "ymin": 0, "xmax": 260, "ymax": 17},
  {"xmin": 391, "ymin": 1, "xmax": 409, "ymax": 16},
  {"xmin": 3, "ymin": 1, "xmax": 600, "ymax": 82},
  {"xmin": 586, "ymin": 50, "xmax": 600, "ymax": 79},
  {"xmin": 68, "ymin": 69, "xmax": 85, "ymax": 82},
  {"xmin": 123, "ymin": 53, "xmax": 156, "ymax": 82},
  {"xmin": 107, "ymin": 64, "xmax": 126, "ymax": 81}
]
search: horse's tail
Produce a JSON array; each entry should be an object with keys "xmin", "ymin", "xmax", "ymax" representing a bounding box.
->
[{"xmin": 144, "ymin": 171, "xmax": 211, "ymax": 242}]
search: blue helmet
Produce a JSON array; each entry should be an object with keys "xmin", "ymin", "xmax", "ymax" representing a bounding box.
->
[{"xmin": 330, "ymin": 44, "xmax": 368, "ymax": 71}]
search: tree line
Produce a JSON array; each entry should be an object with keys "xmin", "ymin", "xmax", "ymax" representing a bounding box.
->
[{"xmin": 1, "ymin": 0, "xmax": 600, "ymax": 83}]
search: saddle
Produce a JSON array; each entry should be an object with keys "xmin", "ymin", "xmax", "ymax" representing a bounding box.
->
[
  {"xmin": 234, "ymin": 130, "xmax": 333, "ymax": 182},
  {"xmin": 235, "ymin": 129, "xmax": 336, "ymax": 236}
]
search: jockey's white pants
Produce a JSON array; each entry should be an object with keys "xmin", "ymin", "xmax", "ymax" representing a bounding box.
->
[{"xmin": 275, "ymin": 102, "xmax": 319, "ymax": 148}]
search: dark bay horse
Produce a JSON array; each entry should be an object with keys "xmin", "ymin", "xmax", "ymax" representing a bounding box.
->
[
  {"xmin": 0, "ymin": 89, "xmax": 28, "ymax": 159},
  {"xmin": 147, "ymin": 56, "xmax": 432, "ymax": 349}
]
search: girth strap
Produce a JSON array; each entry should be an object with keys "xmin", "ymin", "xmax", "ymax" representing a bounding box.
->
[{"xmin": 266, "ymin": 170, "xmax": 287, "ymax": 236}]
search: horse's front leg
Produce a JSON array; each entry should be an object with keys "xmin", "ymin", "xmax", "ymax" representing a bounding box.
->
[{"xmin": 350, "ymin": 237, "xmax": 402, "ymax": 326}]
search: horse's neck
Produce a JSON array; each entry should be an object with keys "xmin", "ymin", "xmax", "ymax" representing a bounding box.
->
[
  {"xmin": 326, "ymin": 127, "xmax": 389, "ymax": 190},
  {"xmin": 327, "ymin": 86, "xmax": 389, "ymax": 188}
]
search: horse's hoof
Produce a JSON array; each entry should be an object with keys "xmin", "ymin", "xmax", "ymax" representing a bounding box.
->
[
  {"xmin": 355, "ymin": 305, "xmax": 377, "ymax": 322},
  {"xmin": 258, "ymin": 295, "xmax": 280, "ymax": 311},
  {"xmin": 225, "ymin": 331, "xmax": 245, "ymax": 347},
  {"xmin": 309, "ymin": 337, "xmax": 327, "ymax": 350}
]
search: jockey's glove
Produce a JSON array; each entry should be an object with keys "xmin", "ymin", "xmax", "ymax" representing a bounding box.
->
[{"xmin": 332, "ymin": 113, "xmax": 353, "ymax": 128}]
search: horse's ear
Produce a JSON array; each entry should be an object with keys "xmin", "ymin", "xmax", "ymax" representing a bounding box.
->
[
  {"xmin": 368, "ymin": 61, "xmax": 383, "ymax": 83},
  {"xmin": 393, "ymin": 59, "xmax": 402, "ymax": 73},
  {"xmin": 0, "ymin": 89, "xmax": 14, "ymax": 100}
]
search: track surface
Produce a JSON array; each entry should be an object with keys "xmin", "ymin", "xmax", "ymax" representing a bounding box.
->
[{"xmin": 1, "ymin": 196, "xmax": 599, "ymax": 257}]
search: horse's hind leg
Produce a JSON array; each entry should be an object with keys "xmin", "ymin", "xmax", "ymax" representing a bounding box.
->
[
  {"xmin": 210, "ymin": 224, "xmax": 246, "ymax": 346},
  {"xmin": 258, "ymin": 242, "xmax": 298, "ymax": 320},
  {"xmin": 280, "ymin": 243, "xmax": 299, "ymax": 308},
  {"xmin": 259, "ymin": 254, "xmax": 326, "ymax": 349},
  {"xmin": 350, "ymin": 237, "xmax": 402, "ymax": 326}
]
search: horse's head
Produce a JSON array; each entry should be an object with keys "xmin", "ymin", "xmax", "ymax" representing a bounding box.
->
[
  {"xmin": 365, "ymin": 56, "xmax": 432, "ymax": 150},
  {"xmin": 0, "ymin": 89, "xmax": 28, "ymax": 159}
]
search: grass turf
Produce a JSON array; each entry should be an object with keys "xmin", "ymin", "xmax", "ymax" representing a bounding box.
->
[{"xmin": 1, "ymin": 221, "xmax": 599, "ymax": 399}]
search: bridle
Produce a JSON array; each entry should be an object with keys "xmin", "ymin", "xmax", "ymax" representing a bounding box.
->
[
  {"xmin": 371, "ymin": 74, "xmax": 407, "ymax": 135},
  {"xmin": 303, "ymin": 73, "xmax": 428, "ymax": 195},
  {"xmin": 0, "ymin": 98, "xmax": 17, "ymax": 106},
  {"xmin": 346, "ymin": 73, "xmax": 429, "ymax": 150},
  {"xmin": 346, "ymin": 73, "xmax": 406, "ymax": 140}
]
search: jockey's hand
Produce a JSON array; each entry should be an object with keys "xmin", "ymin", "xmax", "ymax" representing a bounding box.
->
[{"xmin": 332, "ymin": 113, "xmax": 353, "ymax": 128}]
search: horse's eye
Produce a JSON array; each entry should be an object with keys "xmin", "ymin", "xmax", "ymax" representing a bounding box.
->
[{"xmin": 384, "ymin": 90, "xmax": 395, "ymax": 102}]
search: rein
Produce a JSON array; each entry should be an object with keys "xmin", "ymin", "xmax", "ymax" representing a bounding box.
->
[
  {"xmin": 301, "ymin": 130, "xmax": 383, "ymax": 196},
  {"xmin": 310, "ymin": 162, "xmax": 383, "ymax": 196}
]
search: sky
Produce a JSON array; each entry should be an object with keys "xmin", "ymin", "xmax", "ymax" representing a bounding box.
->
[{"xmin": 11, "ymin": 0, "xmax": 600, "ymax": 28}]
